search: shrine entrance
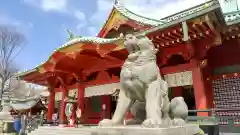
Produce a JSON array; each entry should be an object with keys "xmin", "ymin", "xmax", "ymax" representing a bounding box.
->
[
  {"xmin": 182, "ymin": 86, "xmax": 196, "ymax": 116},
  {"xmin": 110, "ymin": 97, "xmax": 117, "ymax": 118},
  {"xmin": 164, "ymin": 71, "xmax": 197, "ymax": 116},
  {"xmin": 169, "ymin": 86, "xmax": 196, "ymax": 116},
  {"xmin": 110, "ymin": 89, "xmax": 119, "ymax": 118}
]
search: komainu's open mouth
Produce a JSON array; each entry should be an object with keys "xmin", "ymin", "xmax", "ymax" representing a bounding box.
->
[{"xmin": 124, "ymin": 34, "xmax": 140, "ymax": 54}]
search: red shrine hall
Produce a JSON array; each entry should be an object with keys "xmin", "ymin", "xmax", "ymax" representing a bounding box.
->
[{"xmin": 17, "ymin": 0, "xmax": 240, "ymax": 125}]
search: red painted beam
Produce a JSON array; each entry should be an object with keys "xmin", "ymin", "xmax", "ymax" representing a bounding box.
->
[
  {"xmin": 83, "ymin": 63, "xmax": 123, "ymax": 75},
  {"xmin": 211, "ymin": 72, "xmax": 240, "ymax": 80}
]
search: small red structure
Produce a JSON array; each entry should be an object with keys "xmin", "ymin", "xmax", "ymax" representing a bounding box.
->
[{"xmin": 17, "ymin": 0, "xmax": 240, "ymax": 125}]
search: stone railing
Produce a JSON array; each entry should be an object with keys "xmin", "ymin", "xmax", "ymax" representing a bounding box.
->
[
  {"xmin": 26, "ymin": 115, "xmax": 41, "ymax": 133},
  {"xmin": 187, "ymin": 108, "xmax": 240, "ymax": 134}
]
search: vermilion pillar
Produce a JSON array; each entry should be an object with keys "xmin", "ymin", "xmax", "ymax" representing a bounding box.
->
[
  {"xmin": 59, "ymin": 85, "xmax": 68, "ymax": 125},
  {"xmin": 192, "ymin": 67, "xmax": 208, "ymax": 116},
  {"xmin": 77, "ymin": 80, "xmax": 85, "ymax": 116},
  {"xmin": 47, "ymin": 91, "xmax": 55, "ymax": 123}
]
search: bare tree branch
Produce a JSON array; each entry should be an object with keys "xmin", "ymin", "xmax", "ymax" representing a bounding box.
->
[{"xmin": 0, "ymin": 25, "xmax": 25, "ymax": 109}]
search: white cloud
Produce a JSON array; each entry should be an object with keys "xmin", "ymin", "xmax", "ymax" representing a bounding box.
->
[
  {"xmin": 41, "ymin": 0, "xmax": 68, "ymax": 12},
  {"xmin": 74, "ymin": 11, "xmax": 87, "ymax": 30},
  {"xmin": 97, "ymin": 0, "xmax": 113, "ymax": 11},
  {"xmin": 27, "ymin": 22, "xmax": 34, "ymax": 28},
  {"xmin": 74, "ymin": 11, "xmax": 86, "ymax": 21},
  {"xmin": 90, "ymin": 0, "xmax": 113, "ymax": 24},
  {"xmin": 0, "ymin": 13, "xmax": 34, "ymax": 30},
  {"xmin": 23, "ymin": 0, "xmax": 68, "ymax": 12},
  {"xmin": 23, "ymin": 0, "xmax": 88, "ymax": 32},
  {"xmin": 87, "ymin": 26, "xmax": 98, "ymax": 36}
]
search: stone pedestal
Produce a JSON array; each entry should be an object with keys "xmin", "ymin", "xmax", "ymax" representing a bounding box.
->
[
  {"xmin": 0, "ymin": 105, "xmax": 13, "ymax": 122},
  {"xmin": 87, "ymin": 124, "xmax": 203, "ymax": 135}
]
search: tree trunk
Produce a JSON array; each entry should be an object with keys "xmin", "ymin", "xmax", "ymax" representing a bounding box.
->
[{"xmin": 0, "ymin": 83, "xmax": 4, "ymax": 111}]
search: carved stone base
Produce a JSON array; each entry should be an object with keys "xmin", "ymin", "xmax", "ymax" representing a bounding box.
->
[{"xmin": 86, "ymin": 124, "xmax": 203, "ymax": 135}]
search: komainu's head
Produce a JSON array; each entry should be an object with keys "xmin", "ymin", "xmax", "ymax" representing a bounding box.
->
[{"xmin": 124, "ymin": 34, "xmax": 158, "ymax": 55}]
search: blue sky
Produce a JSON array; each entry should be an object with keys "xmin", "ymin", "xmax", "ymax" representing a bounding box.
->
[{"xmin": 0, "ymin": 0, "xmax": 206, "ymax": 71}]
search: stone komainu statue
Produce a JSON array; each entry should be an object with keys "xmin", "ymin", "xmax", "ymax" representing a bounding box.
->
[{"xmin": 99, "ymin": 34, "xmax": 188, "ymax": 128}]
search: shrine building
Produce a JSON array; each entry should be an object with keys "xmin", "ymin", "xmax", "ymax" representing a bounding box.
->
[{"xmin": 17, "ymin": 0, "xmax": 240, "ymax": 125}]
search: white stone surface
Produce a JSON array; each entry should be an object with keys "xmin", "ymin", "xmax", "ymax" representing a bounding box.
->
[
  {"xmin": 99, "ymin": 34, "xmax": 189, "ymax": 128},
  {"xmin": 28, "ymin": 125, "xmax": 202, "ymax": 135},
  {"xmin": 90, "ymin": 125, "xmax": 202, "ymax": 135}
]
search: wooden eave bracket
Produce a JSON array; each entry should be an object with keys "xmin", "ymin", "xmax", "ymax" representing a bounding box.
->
[
  {"xmin": 182, "ymin": 21, "xmax": 189, "ymax": 41},
  {"xmin": 204, "ymin": 14, "xmax": 222, "ymax": 45}
]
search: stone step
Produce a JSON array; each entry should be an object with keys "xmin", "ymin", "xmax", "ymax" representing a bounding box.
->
[
  {"xmin": 30, "ymin": 131, "xmax": 89, "ymax": 135},
  {"xmin": 30, "ymin": 131, "xmax": 91, "ymax": 135},
  {"xmin": 33, "ymin": 128, "xmax": 92, "ymax": 132},
  {"xmin": 29, "ymin": 124, "xmax": 203, "ymax": 135},
  {"xmin": 28, "ymin": 126, "xmax": 92, "ymax": 135},
  {"xmin": 32, "ymin": 130, "xmax": 91, "ymax": 134}
]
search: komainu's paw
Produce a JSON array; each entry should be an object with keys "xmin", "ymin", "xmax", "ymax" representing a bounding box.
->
[
  {"xmin": 162, "ymin": 117, "xmax": 172, "ymax": 126},
  {"xmin": 125, "ymin": 119, "xmax": 143, "ymax": 125},
  {"xmin": 171, "ymin": 118, "xmax": 186, "ymax": 126},
  {"xmin": 141, "ymin": 119, "xmax": 162, "ymax": 128},
  {"xmin": 98, "ymin": 119, "xmax": 120, "ymax": 127}
]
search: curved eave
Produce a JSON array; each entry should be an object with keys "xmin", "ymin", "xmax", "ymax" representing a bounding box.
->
[
  {"xmin": 16, "ymin": 68, "xmax": 38, "ymax": 79},
  {"xmin": 97, "ymin": 0, "xmax": 165, "ymax": 37},
  {"xmin": 113, "ymin": 0, "xmax": 165, "ymax": 26},
  {"xmin": 97, "ymin": 0, "xmax": 222, "ymax": 38},
  {"xmin": 97, "ymin": 8, "xmax": 116, "ymax": 37},
  {"xmin": 17, "ymin": 36, "xmax": 125, "ymax": 78},
  {"xmin": 17, "ymin": 71, "xmax": 49, "ymax": 86},
  {"xmin": 135, "ymin": 0, "xmax": 221, "ymax": 36}
]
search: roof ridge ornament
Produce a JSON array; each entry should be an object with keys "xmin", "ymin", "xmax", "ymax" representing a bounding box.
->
[
  {"xmin": 67, "ymin": 29, "xmax": 82, "ymax": 41},
  {"xmin": 114, "ymin": 0, "xmax": 120, "ymax": 5},
  {"xmin": 67, "ymin": 29, "xmax": 75, "ymax": 40}
]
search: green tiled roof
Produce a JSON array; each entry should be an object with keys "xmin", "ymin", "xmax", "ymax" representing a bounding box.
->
[
  {"xmin": 114, "ymin": 0, "xmax": 166, "ymax": 26},
  {"xmin": 135, "ymin": 0, "xmax": 221, "ymax": 36}
]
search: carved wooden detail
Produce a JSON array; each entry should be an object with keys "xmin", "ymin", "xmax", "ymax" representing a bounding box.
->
[{"xmin": 164, "ymin": 71, "xmax": 193, "ymax": 87}]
